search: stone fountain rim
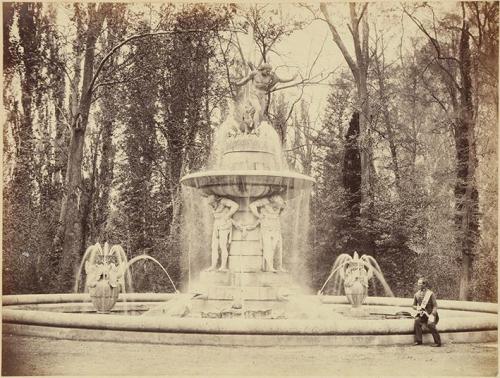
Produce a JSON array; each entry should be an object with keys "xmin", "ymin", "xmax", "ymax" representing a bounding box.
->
[
  {"xmin": 180, "ymin": 169, "xmax": 316, "ymax": 183},
  {"xmin": 3, "ymin": 293, "xmax": 497, "ymax": 347},
  {"xmin": 3, "ymin": 293, "xmax": 497, "ymax": 313}
]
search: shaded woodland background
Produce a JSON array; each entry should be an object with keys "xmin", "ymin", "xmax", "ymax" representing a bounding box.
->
[{"xmin": 3, "ymin": 2, "xmax": 497, "ymax": 301}]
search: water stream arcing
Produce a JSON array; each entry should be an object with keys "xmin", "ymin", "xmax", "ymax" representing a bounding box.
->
[{"xmin": 124, "ymin": 255, "xmax": 179, "ymax": 293}]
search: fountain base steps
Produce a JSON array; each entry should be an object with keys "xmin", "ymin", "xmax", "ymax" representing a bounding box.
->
[
  {"xmin": 198, "ymin": 285, "xmax": 297, "ymax": 301},
  {"xmin": 143, "ymin": 294, "xmax": 323, "ymax": 319},
  {"xmin": 145, "ymin": 298, "xmax": 284, "ymax": 318},
  {"xmin": 198, "ymin": 270, "xmax": 295, "ymax": 287},
  {"xmin": 188, "ymin": 270, "xmax": 300, "ymax": 302}
]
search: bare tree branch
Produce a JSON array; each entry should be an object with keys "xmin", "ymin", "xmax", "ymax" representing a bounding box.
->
[
  {"xmin": 216, "ymin": 34, "xmax": 236, "ymax": 99},
  {"xmin": 272, "ymin": 69, "xmax": 336, "ymax": 92},
  {"xmin": 403, "ymin": 7, "xmax": 463, "ymax": 93},
  {"xmin": 88, "ymin": 28, "xmax": 236, "ymax": 99},
  {"xmin": 349, "ymin": 3, "xmax": 364, "ymax": 67},
  {"xmin": 357, "ymin": 3, "xmax": 369, "ymax": 29},
  {"xmin": 320, "ymin": 2, "xmax": 359, "ymax": 82},
  {"xmin": 284, "ymin": 85, "xmax": 305, "ymax": 126}
]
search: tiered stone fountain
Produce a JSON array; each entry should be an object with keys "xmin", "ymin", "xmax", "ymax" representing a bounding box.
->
[
  {"xmin": 149, "ymin": 64, "xmax": 312, "ymax": 317},
  {"xmin": 163, "ymin": 103, "xmax": 314, "ymax": 317}
]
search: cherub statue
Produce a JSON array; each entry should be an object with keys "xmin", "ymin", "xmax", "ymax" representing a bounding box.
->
[
  {"xmin": 235, "ymin": 99, "xmax": 257, "ymax": 134},
  {"xmin": 235, "ymin": 62, "xmax": 297, "ymax": 130}
]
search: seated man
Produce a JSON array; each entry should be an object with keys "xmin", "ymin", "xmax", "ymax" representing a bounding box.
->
[{"xmin": 413, "ymin": 277, "xmax": 441, "ymax": 347}]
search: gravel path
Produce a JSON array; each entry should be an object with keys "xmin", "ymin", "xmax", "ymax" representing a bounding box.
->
[{"xmin": 2, "ymin": 335, "xmax": 498, "ymax": 376}]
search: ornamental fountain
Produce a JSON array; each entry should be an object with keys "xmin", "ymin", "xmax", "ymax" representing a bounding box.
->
[
  {"xmin": 146, "ymin": 63, "xmax": 315, "ymax": 318},
  {"xmin": 317, "ymin": 252, "xmax": 394, "ymax": 316},
  {"xmin": 73, "ymin": 242, "xmax": 180, "ymax": 314},
  {"xmin": 76, "ymin": 242, "xmax": 129, "ymax": 314},
  {"xmin": 2, "ymin": 62, "xmax": 497, "ymax": 346},
  {"xmin": 177, "ymin": 115, "xmax": 313, "ymax": 317}
]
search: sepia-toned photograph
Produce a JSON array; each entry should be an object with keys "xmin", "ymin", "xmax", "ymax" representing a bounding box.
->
[{"xmin": 2, "ymin": 1, "xmax": 498, "ymax": 376}]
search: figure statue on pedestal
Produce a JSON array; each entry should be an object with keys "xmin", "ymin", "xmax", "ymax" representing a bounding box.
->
[
  {"xmin": 236, "ymin": 100, "xmax": 257, "ymax": 134},
  {"xmin": 235, "ymin": 62, "xmax": 297, "ymax": 130},
  {"xmin": 249, "ymin": 194, "xmax": 286, "ymax": 273},
  {"xmin": 207, "ymin": 195, "xmax": 239, "ymax": 271}
]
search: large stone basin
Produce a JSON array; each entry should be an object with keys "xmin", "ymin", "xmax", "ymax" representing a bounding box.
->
[
  {"xmin": 180, "ymin": 170, "xmax": 314, "ymax": 198},
  {"xmin": 3, "ymin": 294, "xmax": 497, "ymax": 346}
]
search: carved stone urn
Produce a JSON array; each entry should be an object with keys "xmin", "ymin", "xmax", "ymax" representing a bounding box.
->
[
  {"xmin": 343, "ymin": 260, "xmax": 369, "ymax": 308},
  {"xmin": 85, "ymin": 255, "xmax": 124, "ymax": 314},
  {"xmin": 89, "ymin": 276, "xmax": 120, "ymax": 313}
]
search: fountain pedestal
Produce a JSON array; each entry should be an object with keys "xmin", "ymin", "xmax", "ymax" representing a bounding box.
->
[
  {"xmin": 196, "ymin": 271, "xmax": 298, "ymax": 300},
  {"xmin": 194, "ymin": 194, "xmax": 300, "ymax": 301},
  {"xmin": 229, "ymin": 197, "xmax": 262, "ymax": 272}
]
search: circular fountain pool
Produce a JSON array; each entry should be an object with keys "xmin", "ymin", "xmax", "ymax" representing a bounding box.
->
[{"xmin": 3, "ymin": 293, "xmax": 497, "ymax": 346}]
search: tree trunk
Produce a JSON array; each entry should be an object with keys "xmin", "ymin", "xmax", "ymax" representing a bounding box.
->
[
  {"xmin": 358, "ymin": 71, "xmax": 373, "ymax": 206},
  {"xmin": 95, "ymin": 120, "xmax": 115, "ymax": 241},
  {"xmin": 343, "ymin": 112, "xmax": 362, "ymax": 220},
  {"xmin": 374, "ymin": 57, "xmax": 401, "ymax": 190},
  {"xmin": 56, "ymin": 124, "xmax": 87, "ymax": 289},
  {"xmin": 14, "ymin": 3, "xmax": 39, "ymax": 197},
  {"xmin": 455, "ymin": 21, "xmax": 479, "ymax": 300},
  {"xmin": 320, "ymin": 2, "xmax": 372, "ymax": 210},
  {"xmin": 53, "ymin": 76, "xmax": 67, "ymax": 185},
  {"xmin": 55, "ymin": 5, "xmax": 107, "ymax": 290},
  {"xmin": 82, "ymin": 133, "xmax": 100, "ymax": 247}
]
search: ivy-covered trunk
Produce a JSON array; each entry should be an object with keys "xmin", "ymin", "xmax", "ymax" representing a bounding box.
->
[
  {"xmin": 343, "ymin": 112, "xmax": 362, "ymax": 221},
  {"xmin": 455, "ymin": 21, "xmax": 479, "ymax": 300}
]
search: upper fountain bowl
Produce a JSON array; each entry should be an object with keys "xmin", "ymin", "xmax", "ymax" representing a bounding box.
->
[
  {"xmin": 181, "ymin": 169, "xmax": 314, "ymax": 198},
  {"xmin": 181, "ymin": 121, "xmax": 314, "ymax": 198}
]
